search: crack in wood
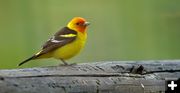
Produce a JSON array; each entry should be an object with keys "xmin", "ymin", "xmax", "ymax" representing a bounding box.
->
[
  {"xmin": 142, "ymin": 69, "xmax": 180, "ymax": 75},
  {"xmin": 1, "ymin": 74, "xmax": 144, "ymax": 79}
]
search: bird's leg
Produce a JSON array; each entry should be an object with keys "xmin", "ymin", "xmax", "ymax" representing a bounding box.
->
[
  {"xmin": 59, "ymin": 58, "xmax": 77, "ymax": 66},
  {"xmin": 60, "ymin": 58, "xmax": 69, "ymax": 66}
]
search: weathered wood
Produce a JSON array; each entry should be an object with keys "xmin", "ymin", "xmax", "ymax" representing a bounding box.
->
[{"xmin": 0, "ymin": 60, "xmax": 180, "ymax": 93}]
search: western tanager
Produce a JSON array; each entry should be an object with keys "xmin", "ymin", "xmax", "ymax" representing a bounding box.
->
[{"xmin": 19, "ymin": 17, "xmax": 90, "ymax": 66}]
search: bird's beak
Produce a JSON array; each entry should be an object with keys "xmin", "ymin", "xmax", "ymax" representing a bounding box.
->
[{"xmin": 84, "ymin": 22, "xmax": 90, "ymax": 26}]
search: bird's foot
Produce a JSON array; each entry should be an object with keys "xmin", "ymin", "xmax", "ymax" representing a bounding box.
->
[
  {"xmin": 59, "ymin": 58, "xmax": 77, "ymax": 66},
  {"xmin": 59, "ymin": 63, "xmax": 77, "ymax": 66}
]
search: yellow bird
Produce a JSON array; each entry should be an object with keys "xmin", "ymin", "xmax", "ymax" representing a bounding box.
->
[{"xmin": 19, "ymin": 17, "xmax": 90, "ymax": 66}]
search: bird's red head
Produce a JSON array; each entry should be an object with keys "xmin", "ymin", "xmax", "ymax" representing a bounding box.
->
[{"xmin": 67, "ymin": 17, "xmax": 90, "ymax": 33}]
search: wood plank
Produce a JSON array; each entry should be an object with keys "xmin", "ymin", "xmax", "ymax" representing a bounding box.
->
[{"xmin": 0, "ymin": 60, "xmax": 180, "ymax": 93}]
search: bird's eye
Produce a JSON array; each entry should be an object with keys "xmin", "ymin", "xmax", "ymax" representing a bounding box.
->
[{"xmin": 76, "ymin": 22, "xmax": 80, "ymax": 25}]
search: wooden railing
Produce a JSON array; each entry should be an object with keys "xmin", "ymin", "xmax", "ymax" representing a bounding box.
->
[{"xmin": 0, "ymin": 60, "xmax": 180, "ymax": 93}]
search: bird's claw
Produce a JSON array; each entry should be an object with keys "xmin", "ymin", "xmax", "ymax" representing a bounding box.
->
[{"xmin": 59, "ymin": 63, "xmax": 77, "ymax": 66}]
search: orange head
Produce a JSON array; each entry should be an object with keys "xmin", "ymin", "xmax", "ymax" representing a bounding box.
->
[{"xmin": 67, "ymin": 17, "xmax": 90, "ymax": 33}]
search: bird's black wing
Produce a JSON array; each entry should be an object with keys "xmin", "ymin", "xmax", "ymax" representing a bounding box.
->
[
  {"xmin": 18, "ymin": 27, "xmax": 77, "ymax": 66},
  {"xmin": 38, "ymin": 27, "xmax": 77, "ymax": 56}
]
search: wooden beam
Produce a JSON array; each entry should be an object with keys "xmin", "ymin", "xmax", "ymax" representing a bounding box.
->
[{"xmin": 0, "ymin": 60, "xmax": 180, "ymax": 93}]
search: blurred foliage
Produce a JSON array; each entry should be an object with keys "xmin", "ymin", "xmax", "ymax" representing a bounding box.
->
[{"xmin": 0, "ymin": 0, "xmax": 180, "ymax": 69}]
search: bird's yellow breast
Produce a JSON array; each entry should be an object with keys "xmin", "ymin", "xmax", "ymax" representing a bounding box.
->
[{"xmin": 53, "ymin": 32, "xmax": 87, "ymax": 60}]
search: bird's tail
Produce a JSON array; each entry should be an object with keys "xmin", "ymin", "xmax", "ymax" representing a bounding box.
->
[
  {"xmin": 18, "ymin": 55, "xmax": 37, "ymax": 66},
  {"xmin": 18, "ymin": 51, "xmax": 43, "ymax": 66}
]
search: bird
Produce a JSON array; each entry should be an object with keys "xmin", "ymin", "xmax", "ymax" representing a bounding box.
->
[{"xmin": 18, "ymin": 17, "xmax": 90, "ymax": 66}]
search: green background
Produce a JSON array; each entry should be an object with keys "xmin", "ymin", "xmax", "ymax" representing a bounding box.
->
[{"xmin": 0, "ymin": 0, "xmax": 180, "ymax": 69}]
